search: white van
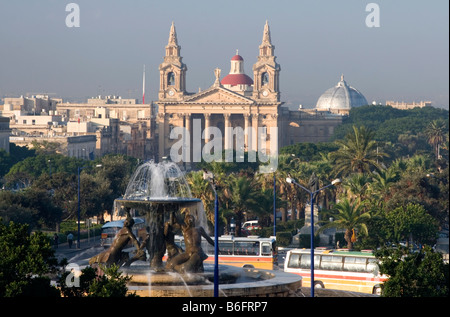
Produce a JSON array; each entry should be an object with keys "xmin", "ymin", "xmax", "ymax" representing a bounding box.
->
[{"xmin": 242, "ymin": 220, "xmax": 261, "ymax": 231}]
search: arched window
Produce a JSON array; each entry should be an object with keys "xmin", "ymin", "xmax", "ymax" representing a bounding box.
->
[
  {"xmin": 167, "ymin": 72, "xmax": 175, "ymax": 86},
  {"xmin": 261, "ymin": 72, "xmax": 269, "ymax": 86}
]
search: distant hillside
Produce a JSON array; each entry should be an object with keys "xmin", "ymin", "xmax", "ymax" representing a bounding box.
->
[{"xmin": 331, "ymin": 105, "xmax": 449, "ymax": 143}]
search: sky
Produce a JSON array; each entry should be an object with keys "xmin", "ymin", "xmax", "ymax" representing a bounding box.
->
[{"xmin": 0, "ymin": 0, "xmax": 448, "ymax": 109}]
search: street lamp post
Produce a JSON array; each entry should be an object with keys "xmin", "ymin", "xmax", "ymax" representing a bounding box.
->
[
  {"xmin": 203, "ymin": 171, "xmax": 219, "ymax": 297},
  {"xmin": 273, "ymin": 171, "xmax": 276, "ymax": 236},
  {"xmin": 286, "ymin": 176, "xmax": 341, "ymax": 297}
]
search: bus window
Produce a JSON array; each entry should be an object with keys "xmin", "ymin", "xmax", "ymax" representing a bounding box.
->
[
  {"xmin": 219, "ymin": 241, "xmax": 233, "ymax": 255},
  {"xmin": 300, "ymin": 254, "xmax": 321, "ymax": 269},
  {"xmin": 343, "ymin": 256, "xmax": 367, "ymax": 272},
  {"xmin": 234, "ymin": 241, "xmax": 259, "ymax": 255},
  {"xmin": 261, "ymin": 242, "xmax": 271, "ymax": 256},
  {"xmin": 320, "ymin": 255, "xmax": 343, "ymax": 271},
  {"xmin": 288, "ymin": 253, "xmax": 301, "ymax": 268},
  {"xmin": 367, "ymin": 258, "xmax": 379, "ymax": 274}
]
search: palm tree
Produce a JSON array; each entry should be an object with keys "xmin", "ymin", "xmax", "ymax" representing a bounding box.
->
[
  {"xmin": 425, "ymin": 119, "xmax": 447, "ymax": 159},
  {"xmin": 226, "ymin": 174, "xmax": 262, "ymax": 236},
  {"xmin": 342, "ymin": 173, "xmax": 371, "ymax": 202},
  {"xmin": 405, "ymin": 154, "xmax": 433, "ymax": 174},
  {"xmin": 319, "ymin": 199, "xmax": 371, "ymax": 249},
  {"xmin": 186, "ymin": 171, "xmax": 215, "ymax": 226},
  {"xmin": 369, "ymin": 168, "xmax": 398, "ymax": 199},
  {"xmin": 330, "ymin": 125, "xmax": 387, "ymax": 177}
]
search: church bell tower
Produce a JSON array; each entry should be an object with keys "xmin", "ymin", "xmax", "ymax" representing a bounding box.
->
[
  {"xmin": 253, "ymin": 21, "xmax": 280, "ymax": 102},
  {"xmin": 158, "ymin": 22, "xmax": 187, "ymax": 100}
]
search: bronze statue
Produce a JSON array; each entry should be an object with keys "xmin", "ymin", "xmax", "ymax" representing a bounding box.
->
[
  {"xmin": 89, "ymin": 209, "xmax": 145, "ymax": 267},
  {"xmin": 308, "ymin": 172, "xmax": 319, "ymax": 201},
  {"xmin": 164, "ymin": 213, "xmax": 184, "ymax": 262},
  {"xmin": 165, "ymin": 214, "xmax": 214, "ymax": 273}
]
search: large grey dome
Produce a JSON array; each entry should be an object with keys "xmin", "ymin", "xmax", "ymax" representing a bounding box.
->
[{"xmin": 316, "ymin": 75, "xmax": 368, "ymax": 110}]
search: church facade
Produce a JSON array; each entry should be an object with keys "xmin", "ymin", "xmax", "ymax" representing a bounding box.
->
[{"xmin": 156, "ymin": 22, "xmax": 343, "ymax": 164}]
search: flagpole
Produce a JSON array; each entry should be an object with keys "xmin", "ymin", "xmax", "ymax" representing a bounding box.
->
[{"xmin": 142, "ymin": 64, "xmax": 146, "ymax": 104}]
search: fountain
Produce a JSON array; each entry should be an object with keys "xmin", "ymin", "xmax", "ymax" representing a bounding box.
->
[{"xmin": 88, "ymin": 160, "xmax": 302, "ymax": 297}]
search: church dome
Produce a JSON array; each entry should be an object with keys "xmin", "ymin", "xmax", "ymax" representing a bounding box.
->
[
  {"xmin": 221, "ymin": 73, "xmax": 254, "ymax": 86},
  {"xmin": 315, "ymin": 75, "xmax": 368, "ymax": 110},
  {"xmin": 231, "ymin": 54, "xmax": 244, "ymax": 61},
  {"xmin": 221, "ymin": 52, "xmax": 254, "ymax": 87}
]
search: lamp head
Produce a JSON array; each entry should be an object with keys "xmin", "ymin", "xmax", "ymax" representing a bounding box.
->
[{"xmin": 286, "ymin": 177, "xmax": 293, "ymax": 184}]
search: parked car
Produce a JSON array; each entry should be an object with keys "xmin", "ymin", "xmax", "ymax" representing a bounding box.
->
[{"xmin": 242, "ymin": 220, "xmax": 261, "ymax": 231}]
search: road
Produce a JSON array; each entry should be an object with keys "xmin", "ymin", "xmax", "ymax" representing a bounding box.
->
[{"xmin": 53, "ymin": 237, "xmax": 103, "ymax": 264}]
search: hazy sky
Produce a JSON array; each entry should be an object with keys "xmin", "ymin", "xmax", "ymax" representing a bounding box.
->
[{"xmin": 0, "ymin": 0, "xmax": 448, "ymax": 109}]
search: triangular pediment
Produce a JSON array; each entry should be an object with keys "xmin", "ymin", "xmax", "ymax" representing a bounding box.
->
[{"xmin": 183, "ymin": 87, "xmax": 254, "ymax": 105}]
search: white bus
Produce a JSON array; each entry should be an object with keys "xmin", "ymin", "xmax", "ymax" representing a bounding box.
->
[
  {"xmin": 173, "ymin": 235, "xmax": 278, "ymax": 270},
  {"xmin": 284, "ymin": 249, "xmax": 387, "ymax": 295}
]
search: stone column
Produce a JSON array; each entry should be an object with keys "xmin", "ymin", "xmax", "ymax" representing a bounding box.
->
[
  {"xmin": 184, "ymin": 113, "xmax": 191, "ymax": 163},
  {"xmin": 251, "ymin": 114, "xmax": 259, "ymax": 152},
  {"xmin": 244, "ymin": 113, "xmax": 250, "ymax": 151},
  {"xmin": 204, "ymin": 113, "xmax": 211, "ymax": 143},
  {"xmin": 224, "ymin": 113, "xmax": 231, "ymax": 150}
]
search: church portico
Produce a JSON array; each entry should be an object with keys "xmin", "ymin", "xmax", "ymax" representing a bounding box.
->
[{"xmin": 159, "ymin": 107, "xmax": 272, "ymax": 162}]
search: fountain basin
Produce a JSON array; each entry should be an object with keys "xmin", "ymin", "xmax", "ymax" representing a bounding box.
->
[{"xmin": 123, "ymin": 264, "xmax": 302, "ymax": 297}]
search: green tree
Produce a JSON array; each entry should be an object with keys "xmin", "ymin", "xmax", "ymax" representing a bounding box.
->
[
  {"xmin": 60, "ymin": 265, "xmax": 137, "ymax": 297},
  {"xmin": 33, "ymin": 171, "xmax": 78, "ymax": 222},
  {"xmin": 386, "ymin": 172, "xmax": 446, "ymax": 229},
  {"xmin": 186, "ymin": 170, "xmax": 215, "ymax": 228},
  {"xmin": 0, "ymin": 144, "xmax": 35, "ymax": 180},
  {"xmin": 95, "ymin": 154, "xmax": 138, "ymax": 215},
  {"xmin": 367, "ymin": 167, "xmax": 399, "ymax": 209},
  {"xmin": 375, "ymin": 246, "xmax": 449, "ymax": 297},
  {"xmin": 425, "ymin": 119, "xmax": 448, "ymax": 159},
  {"xmin": 0, "ymin": 189, "xmax": 62, "ymax": 230},
  {"xmin": 77, "ymin": 172, "xmax": 113, "ymax": 220},
  {"xmin": 385, "ymin": 203, "xmax": 437, "ymax": 247},
  {"xmin": 30, "ymin": 140, "xmax": 63, "ymax": 155},
  {"xmin": 0, "ymin": 220, "xmax": 59, "ymax": 297},
  {"xmin": 5, "ymin": 154, "xmax": 84, "ymax": 188},
  {"xmin": 332, "ymin": 104, "xmax": 449, "ymax": 145},
  {"xmin": 341, "ymin": 173, "xmax": 371, "ymax": 202},
  {"xmin": 330, "ymin": 125, "xmax": 387, "ymax": 177},
  {"xmin": 226, "ymin": 175, "xmax": 262, "ymax": 236},
  {"xmin": 279, "ymin": 142, "xmax": 339, "ymax": 162},
  {"xmin": 0, "ymin": 191, "xmax": 37, "ymax": 227},
  {"xmin": 319, "ymin": 198, "xmax": 371, "ymax": 249}
]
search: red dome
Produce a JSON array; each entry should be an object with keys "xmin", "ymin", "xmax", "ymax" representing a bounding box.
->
[
  {"xmin": 231, "ymin": 54, "xmax": 244, "ymax": 61},
  {"xmin": 221, "ymin": 73, "xmax": 254, "ymax": 86}
]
